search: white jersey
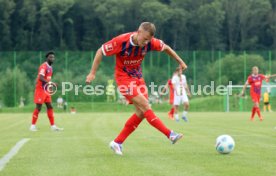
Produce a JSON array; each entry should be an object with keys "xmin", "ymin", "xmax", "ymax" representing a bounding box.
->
[{"xmin": 172, "ymin": 74, "xmax": 187, "ymax": 96}]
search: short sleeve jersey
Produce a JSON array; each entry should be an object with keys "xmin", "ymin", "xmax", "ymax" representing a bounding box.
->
[
  {"xmin": 172, "ymin": 74, "xmax": 187, "ymax": 96},
  {"xmin": 35, "ymin": 62, "xmax": 53, "ymax": 90},
  {"xmin": 247, "ymin": 74, "xmax": 265, "ymax": 95},
  {"xmin": 101, "ymin": 32, "xmax": 165, "ymax": 79}
]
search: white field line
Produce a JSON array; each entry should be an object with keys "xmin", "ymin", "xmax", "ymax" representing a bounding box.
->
[{"xmin": 0, "ymin": 138, "xmax": 30, "ymax": 171}]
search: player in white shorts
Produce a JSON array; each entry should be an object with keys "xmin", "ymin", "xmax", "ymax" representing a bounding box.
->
[{"xmin": 172, "ymin": 67, "xmax": 191, "ymax": 122}]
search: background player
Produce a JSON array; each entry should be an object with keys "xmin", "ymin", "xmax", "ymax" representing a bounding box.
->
[
  {"xmin": 172, "ymin": 67, "xmax": 191, "ymax": 122},
  {"xmin": 161, "ymin": 71, "xmax": 177, "ymax": 120},
  {"xmin": 30, "ymin": 51, "xmax": 63, "ymax": 131},
  {"xmin": 86, "ymin": 22, "xmax": 187, "ymax": 155},
  {"xmin": 263, "ymin": 90, "xmax": 272, "ymax": 112},
  {"xmin": 240, "ymin": 66, "xmax": 276, "ymax": 121}
]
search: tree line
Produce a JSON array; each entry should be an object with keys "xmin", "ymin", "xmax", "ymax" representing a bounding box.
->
[{"xmin": 0, "ymin": 0, "xmax": 275, "ymax": 51}]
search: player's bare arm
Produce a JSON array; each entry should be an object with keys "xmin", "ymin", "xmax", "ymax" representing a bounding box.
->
[
  {"xmin": 39, "ymin": 75, "xmax": 49, "ymax": 83},
  {"xmin": 163, "ymin": 44, "xmax": 187, "ymax": 70},
  {"xmin": 86, "ymin": 48, "xmax": 103, "ymax": 84},
  {"xmin": 267, "ymin": 74, "xmax": 276, "ymax": 79},
  {"xmin": 160, "ymin": 82, "xmax": 169, "ymax": 96},
  {"xmin": 240, "ymin": 81, "xmax": 248, "ymax": 96}
]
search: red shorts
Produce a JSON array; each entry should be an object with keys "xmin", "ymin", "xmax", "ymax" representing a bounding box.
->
[
  {"xmin": 250, "ymin": 93, "xmax": 260, "ymax": 103},
  {"xmin": 34, "ymin": 89, "xmax": 52, "ymax": 104},
  {"xmin": 116, "ymin": 77, "xmax": 148, "ymax": 104}
]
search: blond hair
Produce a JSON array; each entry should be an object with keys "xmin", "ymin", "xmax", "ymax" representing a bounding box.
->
[{"xmin": 139, "ymin": 22, "xmax": 156, "ymax": 36}]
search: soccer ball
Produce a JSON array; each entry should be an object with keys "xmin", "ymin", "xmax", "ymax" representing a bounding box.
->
[{"xmin": 215, "ymin": 135, "xmax": 235, "ymax": 154}]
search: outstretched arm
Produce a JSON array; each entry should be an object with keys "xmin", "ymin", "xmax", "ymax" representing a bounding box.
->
[
  {"xmin": 267, "ymin": 74, "xmax": 276, "ymax": 79},
  {"xmin": 163, "ymin": 45, "xmax": 187, "ymax": 70},
  {"xmin": 86, "ymin": 48, "xmax": 103, "ymax": 84},
  {"xmin": 240, "ymin": 81, "xmax": 248, "ymax": 96},
  {"xmin": 161, "ymin": 82, "xmax": 169, "ymax": 95}
]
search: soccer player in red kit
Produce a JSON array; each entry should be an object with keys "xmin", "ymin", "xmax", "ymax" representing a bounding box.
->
[
  {"xmin": 30, "ymin": 51, "xmax": 63, "ymax": 131},
  {"xmin": 241, "ymin": 66, "xmax": 276, "ymax": 121},
  {"xmin": 86, "ymin": 22, "xmax": 187, "ymax": 155},
  {"xmin": 161, "ymin": 73, "xmax": 177, "ymax": 120}
]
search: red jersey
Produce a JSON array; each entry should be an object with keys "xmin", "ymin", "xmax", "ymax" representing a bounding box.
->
[
  {"xmin": 247, "ymin": 74, "xmax": 266, "ymax": 96},
  {"xmin": 101, "ymin": 32, "xmax": 165, "ymax": 79},
  {"xmin": 35, "ymin": 62, "xmax": 53, "ymax": 90}
]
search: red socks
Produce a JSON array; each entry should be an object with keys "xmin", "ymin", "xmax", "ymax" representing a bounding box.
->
[
  {"xmin": 114, "ymin": 110, "xmax": 171, "ymax": 144},
  {"xmin": 47, "ymin": 108, "xmax": 55, "ymax": 125},
  {"xmin": 251, "ymin": 107, "xmax": 262, "ymax": 120},
  {"xmin": 114, "ymin": 114, "xmax": 142, "ymax": 144},
  {"xmin": 32, "ymin": 108, "xmax": 40, "ymax": 125},
  {"xmin": 169, "ymin": 108, "xmax": 174, "ymax": 115},
  {"xmin": 144, "ymin": 110, "xmax": 171, "ymax": 138},
  {"xmin": 171, "ymin": 108, "xmax": 174, "ymax": 115},
  {"xmin": 251, "ymin": 107, "xmax": 256, "ymax": 120},
  {"xmin": 255, "ymin": 107, "xmax": 262, "ymax": 120}
]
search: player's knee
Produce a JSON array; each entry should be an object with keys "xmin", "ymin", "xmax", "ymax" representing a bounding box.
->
[
  {"xmin": 36, "ymin": 104, "xmax": 42, "ymax": 111},
  {"xmin": 46, "ymin": 103, "xmax": 53, "ymax": 109},
  {"xmin": 184, "ymin": 103, "xmax": 189, "ymax": 109},
  {"xmin": 136, "ymin": 101, "xmax": 151, "ymax": 113},
  {"xmin": 135, "ymin": 111, "xmax": 144, "ymax": 119}
]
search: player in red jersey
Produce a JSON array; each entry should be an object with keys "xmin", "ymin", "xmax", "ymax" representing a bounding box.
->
[
  {"xmin": 161, "ymin": 72, "xmax": 177, "ymax": 120},
  {"xmin": 241, "ymin": 66, "xmax": 276, "ymax": 121},
  {"xmin": 30, "ymin": 51, "xmax": 63, "ymax": 131},
  {"xmin": 86, "ymin": 22, "xmax": 187, "ymax": 155}
]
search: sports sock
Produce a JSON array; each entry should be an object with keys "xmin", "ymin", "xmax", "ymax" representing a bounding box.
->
[
  {"xmin": 144, "ymin": 110, "xmax": 171, "ymax": 138},
  {"xmin": 47, "ymin": 108, "xmax": 55, "ymax": 125},
  {"xmin": 174, "ymin": 114, "xmax": 179, "ymax": 121},
  {"xmin": 182, "ymin": 111, "xmax": 188, "ymax": 117},
  {"xmin": 170, "ymin": 108, "xmax": 174, "ymax": 115},
  {"xmin": 251, "ymin": 107, "xmax": 256, "ymax": 120},
  {"xmin": 32, "ymin": 108, "xmax": 40, "ymax": 125},
  {"xmin": 114, "ymin": 114, "xmax": 142, "ymax": 144},
  {"xmin": 255, "ymin": 107, "xmax": 262, "ymax": 120}
]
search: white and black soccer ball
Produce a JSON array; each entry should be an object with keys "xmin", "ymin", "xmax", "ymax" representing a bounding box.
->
[{"xmin": 215, "ymin": 135, "xmax": 235, "ymax": 154}]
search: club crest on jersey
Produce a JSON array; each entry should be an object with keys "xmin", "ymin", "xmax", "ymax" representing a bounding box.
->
[
  {"xmin": 124, "ymin": 51, "xmax": 130, "ymax": 56},
  {"xmin": 105, "ymin": 44, "xmax": 113, "ymax": 52}
]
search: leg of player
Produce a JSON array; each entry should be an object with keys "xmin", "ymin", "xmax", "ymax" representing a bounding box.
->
[
  {"xmin": 268, "ymin": 103, "xmax": 272, "ymax": 112},
  {"xmin": 45, "ymin": 103, "xmax": 64, "ymax": 131},
  {"xmin": 132, "ymin": 94, "xmax": 183, "ymax": 144},
  {"xmin": 254, "ymin": 102, "xmax": 263, "ymax": 121},
  {"xmin": 168, "ymin": 106, "xmax": 174, "ymax": 120},
  {"xmin": 174, "ymin": 105, "xmax": 179, "ymax": 122},
  {"xmin": 110, "ymin": 107, "xmax": 144, "ymax": 155},
  {"xmin": 171, "ymin": 106, "xmax": 175, "ymax": 120},
  {"xmin": 263, "ymin": 103, "xmax": 267, "ymax": 112},
  {"xmin": 251, "ymin": 105, "xmax": 256, "ymax": 121},
  {"xmin": 182, "ymin": 102, "xmax": 189, "ymax": 122},
  {"xmin": 30, "ymin": 104, "xmax": 42, "ymax": 131}
]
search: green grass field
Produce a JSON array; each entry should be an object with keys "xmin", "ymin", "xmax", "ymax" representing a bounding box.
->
[{"xmin": 0, "ymin": 112, "xmax": 276, "ymax": 176}]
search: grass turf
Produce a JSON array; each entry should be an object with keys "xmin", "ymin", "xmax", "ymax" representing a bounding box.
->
[{"xmin": 0, "ymin": 112, "xmax": 276, "ymax": 176}]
